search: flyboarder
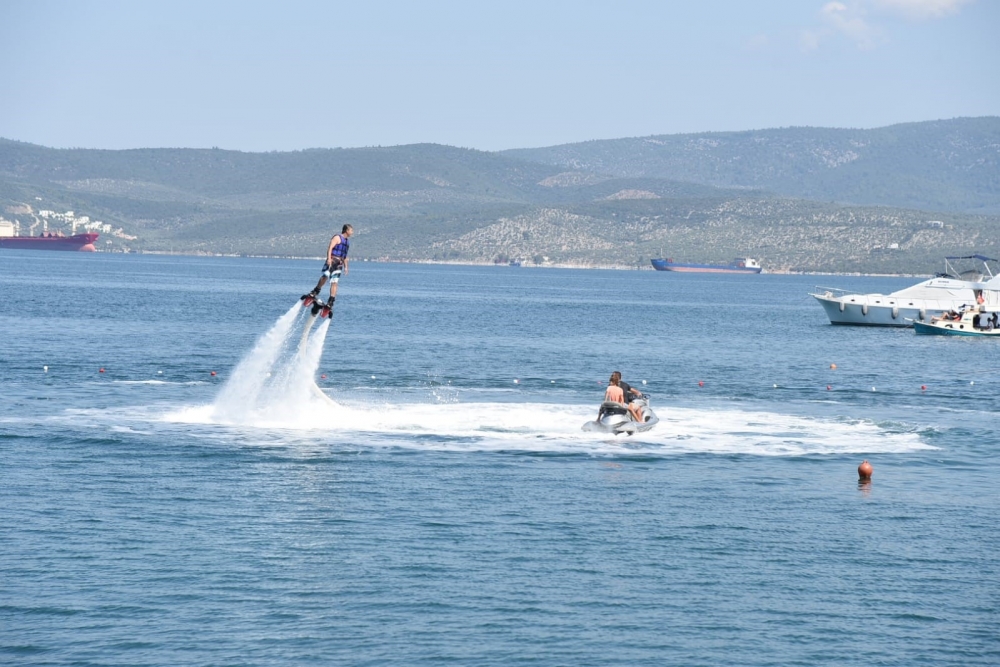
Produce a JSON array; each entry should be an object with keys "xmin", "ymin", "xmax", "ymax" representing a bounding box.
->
[{"xmin": 301, "ymin": 224, "xmax": 353, "ymax": 318}]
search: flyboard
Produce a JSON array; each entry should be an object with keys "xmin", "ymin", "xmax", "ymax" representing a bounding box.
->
[
  {"xmin": 300, "ymin": 293, "xmax": 334, "ymax": 319},
  {"xmin": 299, "ymin": 293, "xmax": 339, "ymax": 407}
]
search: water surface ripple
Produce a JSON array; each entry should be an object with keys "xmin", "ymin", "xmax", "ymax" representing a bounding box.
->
[{"xmin": 1, "ymin": 253, "xmax": 998, "ymax": 665}]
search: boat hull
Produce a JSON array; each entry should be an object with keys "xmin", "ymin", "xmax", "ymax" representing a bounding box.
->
[
  {"xmin": 812, "ymin": 294, "xmax": 939, "ymax": 327},
  {"xmin": 650, "ymin": 259, "xmax": 761, "ymax": 274},
  {"xmin": 0, "ymin": 233, "xmax": 99, "ymax": 251},
  {"xmin": 914, "ymin": 320, "xmax": 1000, "ymax": 336},
  {"xmin": 810, "ymin": 256, "xmax": 1000, "ymax": 327},
  {"xmin": 0, "ymin": 232, "xmax": 98, "ymax": 252}
]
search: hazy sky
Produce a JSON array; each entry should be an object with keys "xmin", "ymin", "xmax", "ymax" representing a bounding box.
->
[{"xmin": 1, "ymin": 0, "xmax": 996, "ymax": 151}]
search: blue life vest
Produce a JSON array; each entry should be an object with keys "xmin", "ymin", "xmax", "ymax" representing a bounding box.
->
[{"xmin": 332, "ymin": 234, "xmax": 350, "ymax": 260}]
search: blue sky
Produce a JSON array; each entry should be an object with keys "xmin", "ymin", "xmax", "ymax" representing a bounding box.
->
[{"xmin": 0, "ymin": 0, "xmax": 996, "ymax": 151}]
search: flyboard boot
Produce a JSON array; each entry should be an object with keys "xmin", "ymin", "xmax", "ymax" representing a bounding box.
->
[
  {"xmin": 300, "ymin": 288, "xmax": 320, "ymax": 307},
  {"xmin": 320, "ymin": 296, "xmax": 334, "ymax": 319}
]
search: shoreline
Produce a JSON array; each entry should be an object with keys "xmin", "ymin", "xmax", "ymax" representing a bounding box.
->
[{"xmin": 132, "ymin": 250, "xmax": 933, "ymax": 278}]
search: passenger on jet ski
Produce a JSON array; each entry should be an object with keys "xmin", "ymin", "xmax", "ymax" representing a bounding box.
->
[{"xmin": 604, "ymin": 375, "xmax": 625, "ymax": 403}]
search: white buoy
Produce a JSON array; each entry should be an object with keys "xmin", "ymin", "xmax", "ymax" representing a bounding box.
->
[
  {"xmin": 551, "ymin": 380, "xmax": 555, "ymax": 383},
  {"xmin": 642, "ymin": 380, "xmax": 647, "ymax": 385},
  {"xmin": 872, "ymin": 387, "xmax": 876, "ymax": 392},
  {"xmin": 158, "ymin": 370, "xmax": 163, "ymax": 374},
  {"xmin": 43, "ymin": 366, "xmax": 48, "ymax": 372},
  {"xmin": 773, "ymin": 384, "xmax": 778, "ymax": 388},
  {"xmin": 970, "ymin": 380, "xmax": 975, "ymax": 385},
  {"xmin": 514, "ymin": 379, "xmax": 519, "ymax": 384},
  {"xmin": 371, "ymin": 375, "xmax": 376, "ymax": 379}
]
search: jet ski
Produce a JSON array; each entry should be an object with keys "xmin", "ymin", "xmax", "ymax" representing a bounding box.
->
[{"xmin": 582, "ymin": 396, "xmax": 659, "ymax": 435}]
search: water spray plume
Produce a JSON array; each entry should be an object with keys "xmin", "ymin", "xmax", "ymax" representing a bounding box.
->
[{"xmin": 211, "ymin": 305, "xmax": 338, "ymax": 426}]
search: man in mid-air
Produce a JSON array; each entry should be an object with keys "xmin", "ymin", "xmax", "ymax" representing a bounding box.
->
[{"xmin": 302, "ymin": 224, "xmax": 353, "ymax": 317}]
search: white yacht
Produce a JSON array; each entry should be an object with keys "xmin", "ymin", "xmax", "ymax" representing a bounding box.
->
[{"xmin": 811, "ymin": 255, "xmax": 1000, "ymax": 326}]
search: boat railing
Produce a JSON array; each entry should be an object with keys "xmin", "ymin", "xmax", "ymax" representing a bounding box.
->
[{"xmin": 812, "ymin": 286, "xmax": 851, "ymax": 297}]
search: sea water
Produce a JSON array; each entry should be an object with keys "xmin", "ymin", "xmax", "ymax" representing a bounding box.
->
[{"xmin": 1, "ymin": 252, "xmax": 998, "ymax": 665}]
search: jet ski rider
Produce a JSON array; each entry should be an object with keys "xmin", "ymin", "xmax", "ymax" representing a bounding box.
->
[
  {"xmin": 611, "ymin": 371, "xmax": 645, "ymax": 422},
  {"xmin": 305, "ymin": 224, "xmax": 353, "ymax": 306}
]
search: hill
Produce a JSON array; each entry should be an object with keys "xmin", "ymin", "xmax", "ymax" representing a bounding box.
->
[
  {"xmin": 1, "ymin": 125, "xmax": 998, "ymax": 273},
  {"xmin": 504, "ymin": 118, "xmax": 1000, "ymax": 214}
]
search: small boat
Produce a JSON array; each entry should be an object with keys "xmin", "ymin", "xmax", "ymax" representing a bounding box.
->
[
  {"xmin": 810, "ymin": 255, "xmax": 1000, "ymax": 327},
  {"xmin": 914, "ymin": 306, "xmax": 1000, "ymax": 336},
  {"xmin": 651, "ymin": 257, "xmax": 761, "ymax": 274},
  {"xmin": 582, "ymin": 396, "xmax": 659, "ymax": 435}
]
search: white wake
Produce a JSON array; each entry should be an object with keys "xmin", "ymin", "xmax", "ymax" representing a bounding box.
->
[{"xmin": 157, "ymin": 303, "xmax": 932, "ymax": 456}]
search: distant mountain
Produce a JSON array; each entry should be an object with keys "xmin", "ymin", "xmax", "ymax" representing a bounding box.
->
[
  {"xmin": 0, "ymin": 139, "xmax": 735, "ymax": 260},
  {"xmin": 504, "ymin": 118, "xmax": 1000, "ymax": 214},
  {"xmin": 1, "ymin": 129, "xmax": 998, "ymax": 273},
  {"xmin": 0, "ymin": 141, "xmax": 557, "ymax": 200}
]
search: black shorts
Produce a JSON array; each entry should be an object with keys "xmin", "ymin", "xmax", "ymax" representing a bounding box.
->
[{"xmin": 322, "ymin": 259, "xmax": 344, "ymax": 281}]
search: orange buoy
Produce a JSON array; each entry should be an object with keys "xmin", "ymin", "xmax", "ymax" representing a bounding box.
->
[
  {"xmin": 921, "ymin": 385, "xmax": 927, "ymax": 391},
  {"xmin": 830, "ymin": 363, "xmax": 837, "ymax": 370},
  {"xmin": 858, "ymin": 460, "xmax": 873, "ymax": 481},
  {"xmin": 698, "ymin": 380, "xmax": 704, "ymax": 387},
  {"xmin": 99, "ymin": 368, "xmax": 105, "ymax": 373},
  {"xmin": 321, "ymin": 374, "xmax": 327, "ymax": 379},
  {"xmin": 210, "ymin": 371, "xmax": 217, "ymax": 376},
  {"xmin": 826, "ymin": 385, "xmax": 832, "ymax": 390}
]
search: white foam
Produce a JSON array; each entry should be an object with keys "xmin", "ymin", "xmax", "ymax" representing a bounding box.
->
[
  {"xmin": 160, "ymin": 396, "xmax": 930, "ymax": 457},
  {"xmin": 154, "ymin": 306, "xmax": 933, "ymax": 456},
  {"xmin": 341, "ymin": 402, "xmax": 929, "ymax": 455}
]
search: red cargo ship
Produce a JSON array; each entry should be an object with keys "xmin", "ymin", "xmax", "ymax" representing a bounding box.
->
[{"xmin": 0, "ymin": 232, "xmax": 99, "ymax": 251}]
